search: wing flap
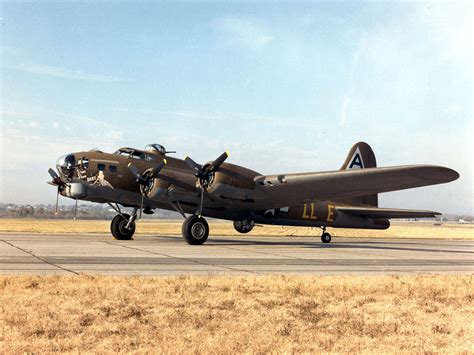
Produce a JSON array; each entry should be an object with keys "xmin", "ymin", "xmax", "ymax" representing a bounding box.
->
[{"xmin": 336, "ymin": 206, "xmax": 440, "ymax": 219}]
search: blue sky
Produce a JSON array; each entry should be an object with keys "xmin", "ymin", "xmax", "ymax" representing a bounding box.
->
[{"xmin": 1, "ymin": 1, "xmax": 472, "ymax": 214}]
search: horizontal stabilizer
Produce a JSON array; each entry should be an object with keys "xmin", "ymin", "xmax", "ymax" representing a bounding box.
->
[{"xmin": 336, "ymin": 206, "xmax": 440, "ymax": 219}]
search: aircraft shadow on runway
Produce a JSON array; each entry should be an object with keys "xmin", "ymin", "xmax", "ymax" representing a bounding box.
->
[{"xmin": 142, "ymin": 235, "xmax": 473, "ymax": 255}]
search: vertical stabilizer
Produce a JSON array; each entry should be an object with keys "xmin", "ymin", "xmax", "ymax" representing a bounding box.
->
[{"xmin": 339, "ymin": 142, "xmax": 378, "ymax": 206}]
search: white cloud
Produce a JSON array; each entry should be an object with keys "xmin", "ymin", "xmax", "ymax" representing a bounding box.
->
[
  {"xmin": 14, "ymin": 63, "xmax": 125, "ymax": 82},
  {"xmin": 213, "ymin": 16, "xmax": 274, "ymax": 50}
]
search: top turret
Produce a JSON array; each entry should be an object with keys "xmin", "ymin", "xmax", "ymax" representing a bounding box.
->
[{"xmin": 144, "ymin": 144, "xmax": 176, "ymax": 155}]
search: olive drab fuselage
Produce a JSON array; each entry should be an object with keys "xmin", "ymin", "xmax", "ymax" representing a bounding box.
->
[{"xmin": 51, "ymin": 141, "xmax": 459, "ymax": 244}]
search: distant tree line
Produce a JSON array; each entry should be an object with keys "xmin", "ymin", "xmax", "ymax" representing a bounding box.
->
[
  {"xmin": 0, "ymin": 203, "xmax": 181, "ymax": 220},
  {"xmin": 0, "ymin": 203, "xmax": 471, "ymax": 222}
]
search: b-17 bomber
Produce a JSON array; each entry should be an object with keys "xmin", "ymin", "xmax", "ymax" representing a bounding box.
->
[{"xmin": 48, "ymin": 142, "xmax": 459, "ymax": 244}]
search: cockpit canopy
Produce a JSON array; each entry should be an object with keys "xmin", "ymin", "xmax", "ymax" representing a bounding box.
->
[
  {"xmin": 113, "ymin": 144, "xmax": 175, "ymax": 161},
  {"xmin": 114, "ymin": 147, "xmax": 146, "ymax": 160}
]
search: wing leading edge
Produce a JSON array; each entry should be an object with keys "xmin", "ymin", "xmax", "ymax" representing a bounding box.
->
[{"xmin": 254, "ymin": 165, "xmax": 459, "ymax": 210}]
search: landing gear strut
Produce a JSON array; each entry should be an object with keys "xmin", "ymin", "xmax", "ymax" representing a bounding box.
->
[
  {"xmin": 182, "ymin": 215, "xmax": 209, "ymax": 245},
  {"xmin": 110, "ymin": 207, "xmax": 138, "ymax": 240},
  {"xmin": 320, "ymin": 227, "xmax": 332, "ymax": 243}
]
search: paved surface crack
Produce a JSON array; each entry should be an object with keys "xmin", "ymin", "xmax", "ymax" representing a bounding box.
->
[
  {"xmin": 1, "ymin": 239, "xmax": 79, "ymax": 275},
  {"xmin": 102, "ymin": 241, "xmax": 266, "ymax": 275}
]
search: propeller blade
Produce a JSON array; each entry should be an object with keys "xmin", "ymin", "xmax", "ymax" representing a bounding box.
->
[
  {"xmin": 184, "ymin": 156, "xmax": 202, "ymax": 172},
  {"xmin": 48, "ymin": 168, "xmax": 59, "ymax": 180},
  {"xmin": 149, "ymin": 159, "xmax": 167, "ymax": 177},
  {"xmin": 208, "ymin": 151, "xmax": 229, "ymax": 172},
  {"xmin": 127, "ymin": 163, "xmax": 142, "ymax": 180},
  {"xmin": 55, "ymin": 187, "xmax": 59, "ymax": 215}
]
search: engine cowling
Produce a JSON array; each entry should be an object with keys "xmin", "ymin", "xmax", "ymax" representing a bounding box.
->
[
  {"xmin": 141, "ymin": 176, "xmax": 170, "ymax": 200},
  {"xmin": 200, "ymin": 163, "xmax": 257, "ymax": 199}
]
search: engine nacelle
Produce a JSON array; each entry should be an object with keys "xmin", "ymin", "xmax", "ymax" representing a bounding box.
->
[
  {"xmin": 142, "ymin": 178, "xmax": 170, "ymax": 200},
  {"xmin": 202, "ymin": 163, "xmax": 257, "ymax": 199}
]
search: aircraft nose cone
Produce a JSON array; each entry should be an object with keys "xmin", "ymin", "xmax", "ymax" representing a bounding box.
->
[
  {"xmin": 56, "ymin": 154, "xmax": 76, "ymax": 169},
  {"xmin": 56, "ymin": 154, "xmax": 76, "ymax": 178}
]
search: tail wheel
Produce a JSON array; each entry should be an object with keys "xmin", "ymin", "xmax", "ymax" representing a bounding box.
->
[
  {"xmin": 321, "ymin": 232, "xmax": 331, "ymax": 243},
  {"xmin": 111, "ymin": 214, "xmax": 135, "ymax": 240},
  {"xmin": 182, "ymin": 215, "xmax": 209, "ymax": 245}
]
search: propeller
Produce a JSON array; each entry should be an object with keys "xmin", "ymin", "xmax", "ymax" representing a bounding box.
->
[
  {"xmin": 184, "ymin": 150, "xmax": 229, "ymax": 216},
  {"xmin": 47, "ymin": 167, "xmax": 66, "ymax": 215},
  {"xmin": 127, "ymin": 159, "xmax": 167, "ymax": 219},
  {"xmin": 185, "ymin": 151, "xmax": 229, "ymax": 188}
]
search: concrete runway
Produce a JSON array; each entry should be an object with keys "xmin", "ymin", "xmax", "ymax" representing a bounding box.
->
[{"xmin": 0, "ymin": 233, "xmax": 473, "ymax": 275}]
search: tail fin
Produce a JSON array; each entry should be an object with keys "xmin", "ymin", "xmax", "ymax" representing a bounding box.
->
[{"xmin": 339, "ymin": 142, "xmax": 378, "ymax": 206}]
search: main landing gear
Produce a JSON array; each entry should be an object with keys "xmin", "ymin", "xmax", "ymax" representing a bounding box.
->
[
  {"xmin": 109, "ymin": 205, "xmax": 138, "ymax": 241},
  {"xmin": 182, "ymin": 215, "xmax": 209, "ymax": 245},
  {"xmin": 320, "ymin": 226, "xmax": 332, "ymax": 243},
  {"xmin": 111, "ymin": 212, "xmax": 136, "ymax": 240}
]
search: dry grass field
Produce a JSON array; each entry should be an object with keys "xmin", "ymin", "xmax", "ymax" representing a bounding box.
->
[
  {"xmin": 0, "ymin": 274, "xmax": 472, "ymax": 353},
  {"xmin": 0, "ymin": 218, "xmax": 473, "ymax": 239}
]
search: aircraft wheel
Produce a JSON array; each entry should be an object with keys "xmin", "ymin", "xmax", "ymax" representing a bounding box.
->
[
  {"xmin": 182, "ymin": 215, "xmax": 209, "ymax": 245},
  {"xmin": 111, "ymin": 214, "xmax": 135, "ymax": 240},
  {"xmin": 233, "ymin": 220, "xmax": 254, "ymax": 234},
  {"xmin": 321, "ymin": 232, "xmax": 331, "ymax": 243}
]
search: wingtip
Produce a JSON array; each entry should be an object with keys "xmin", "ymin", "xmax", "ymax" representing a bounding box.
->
[{"xmin": 438, "ymin": 166, "xmax": 460, "ymax": 182}]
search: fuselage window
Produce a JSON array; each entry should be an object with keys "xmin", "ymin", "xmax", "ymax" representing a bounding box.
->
[
  {"xmin": 79, "ymin": 157, "xmax": 89, "ymax": 168},
  {"xmin": 98, "ymin": 163, "xmax": 105, "ymax": 171},
  {"xmin": 109, "ymin": 165, "xmax": 117, "ymax": 173}
]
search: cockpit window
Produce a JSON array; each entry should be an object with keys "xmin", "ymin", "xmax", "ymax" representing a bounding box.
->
[
  {"xmin": 115, "ymin": 150, "xmax": 129, "ymax": 157},
  {"xmin": 129, "ymin": 151, "xmax": 144, "ymax": 159},
  {"xmin": 113, "ymin": 148, "xmax": 145, "ymax": 160}
]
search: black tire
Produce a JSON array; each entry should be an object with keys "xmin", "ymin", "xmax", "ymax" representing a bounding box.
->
[
  {"xmin": 233, "ymin": 220, "xmax": 253, "ymax": 234},
  {"xmin": 111, "ymin": 214, "xmax": 135, "ymax": 240},
  {"xmin": 182, "ymin": 215, "xmax": 209, "ymax": 245},
  {"xmin": 321, "ymin": 232, "xmax": 331, "ymax": 243}
]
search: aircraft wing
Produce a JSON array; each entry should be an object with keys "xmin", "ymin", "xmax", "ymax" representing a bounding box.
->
[
  {"xmin": 336, "ymin": 206, "xmax": 440, "ymax": 219},
  {"xmin": 254, "ymin": 165, "xmax": 458, "ymax": 210}
]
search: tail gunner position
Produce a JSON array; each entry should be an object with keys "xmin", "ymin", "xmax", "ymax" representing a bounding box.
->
[{"xmin": 48, "ymin": 142, "xmax": 459, "ymax": 244}]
